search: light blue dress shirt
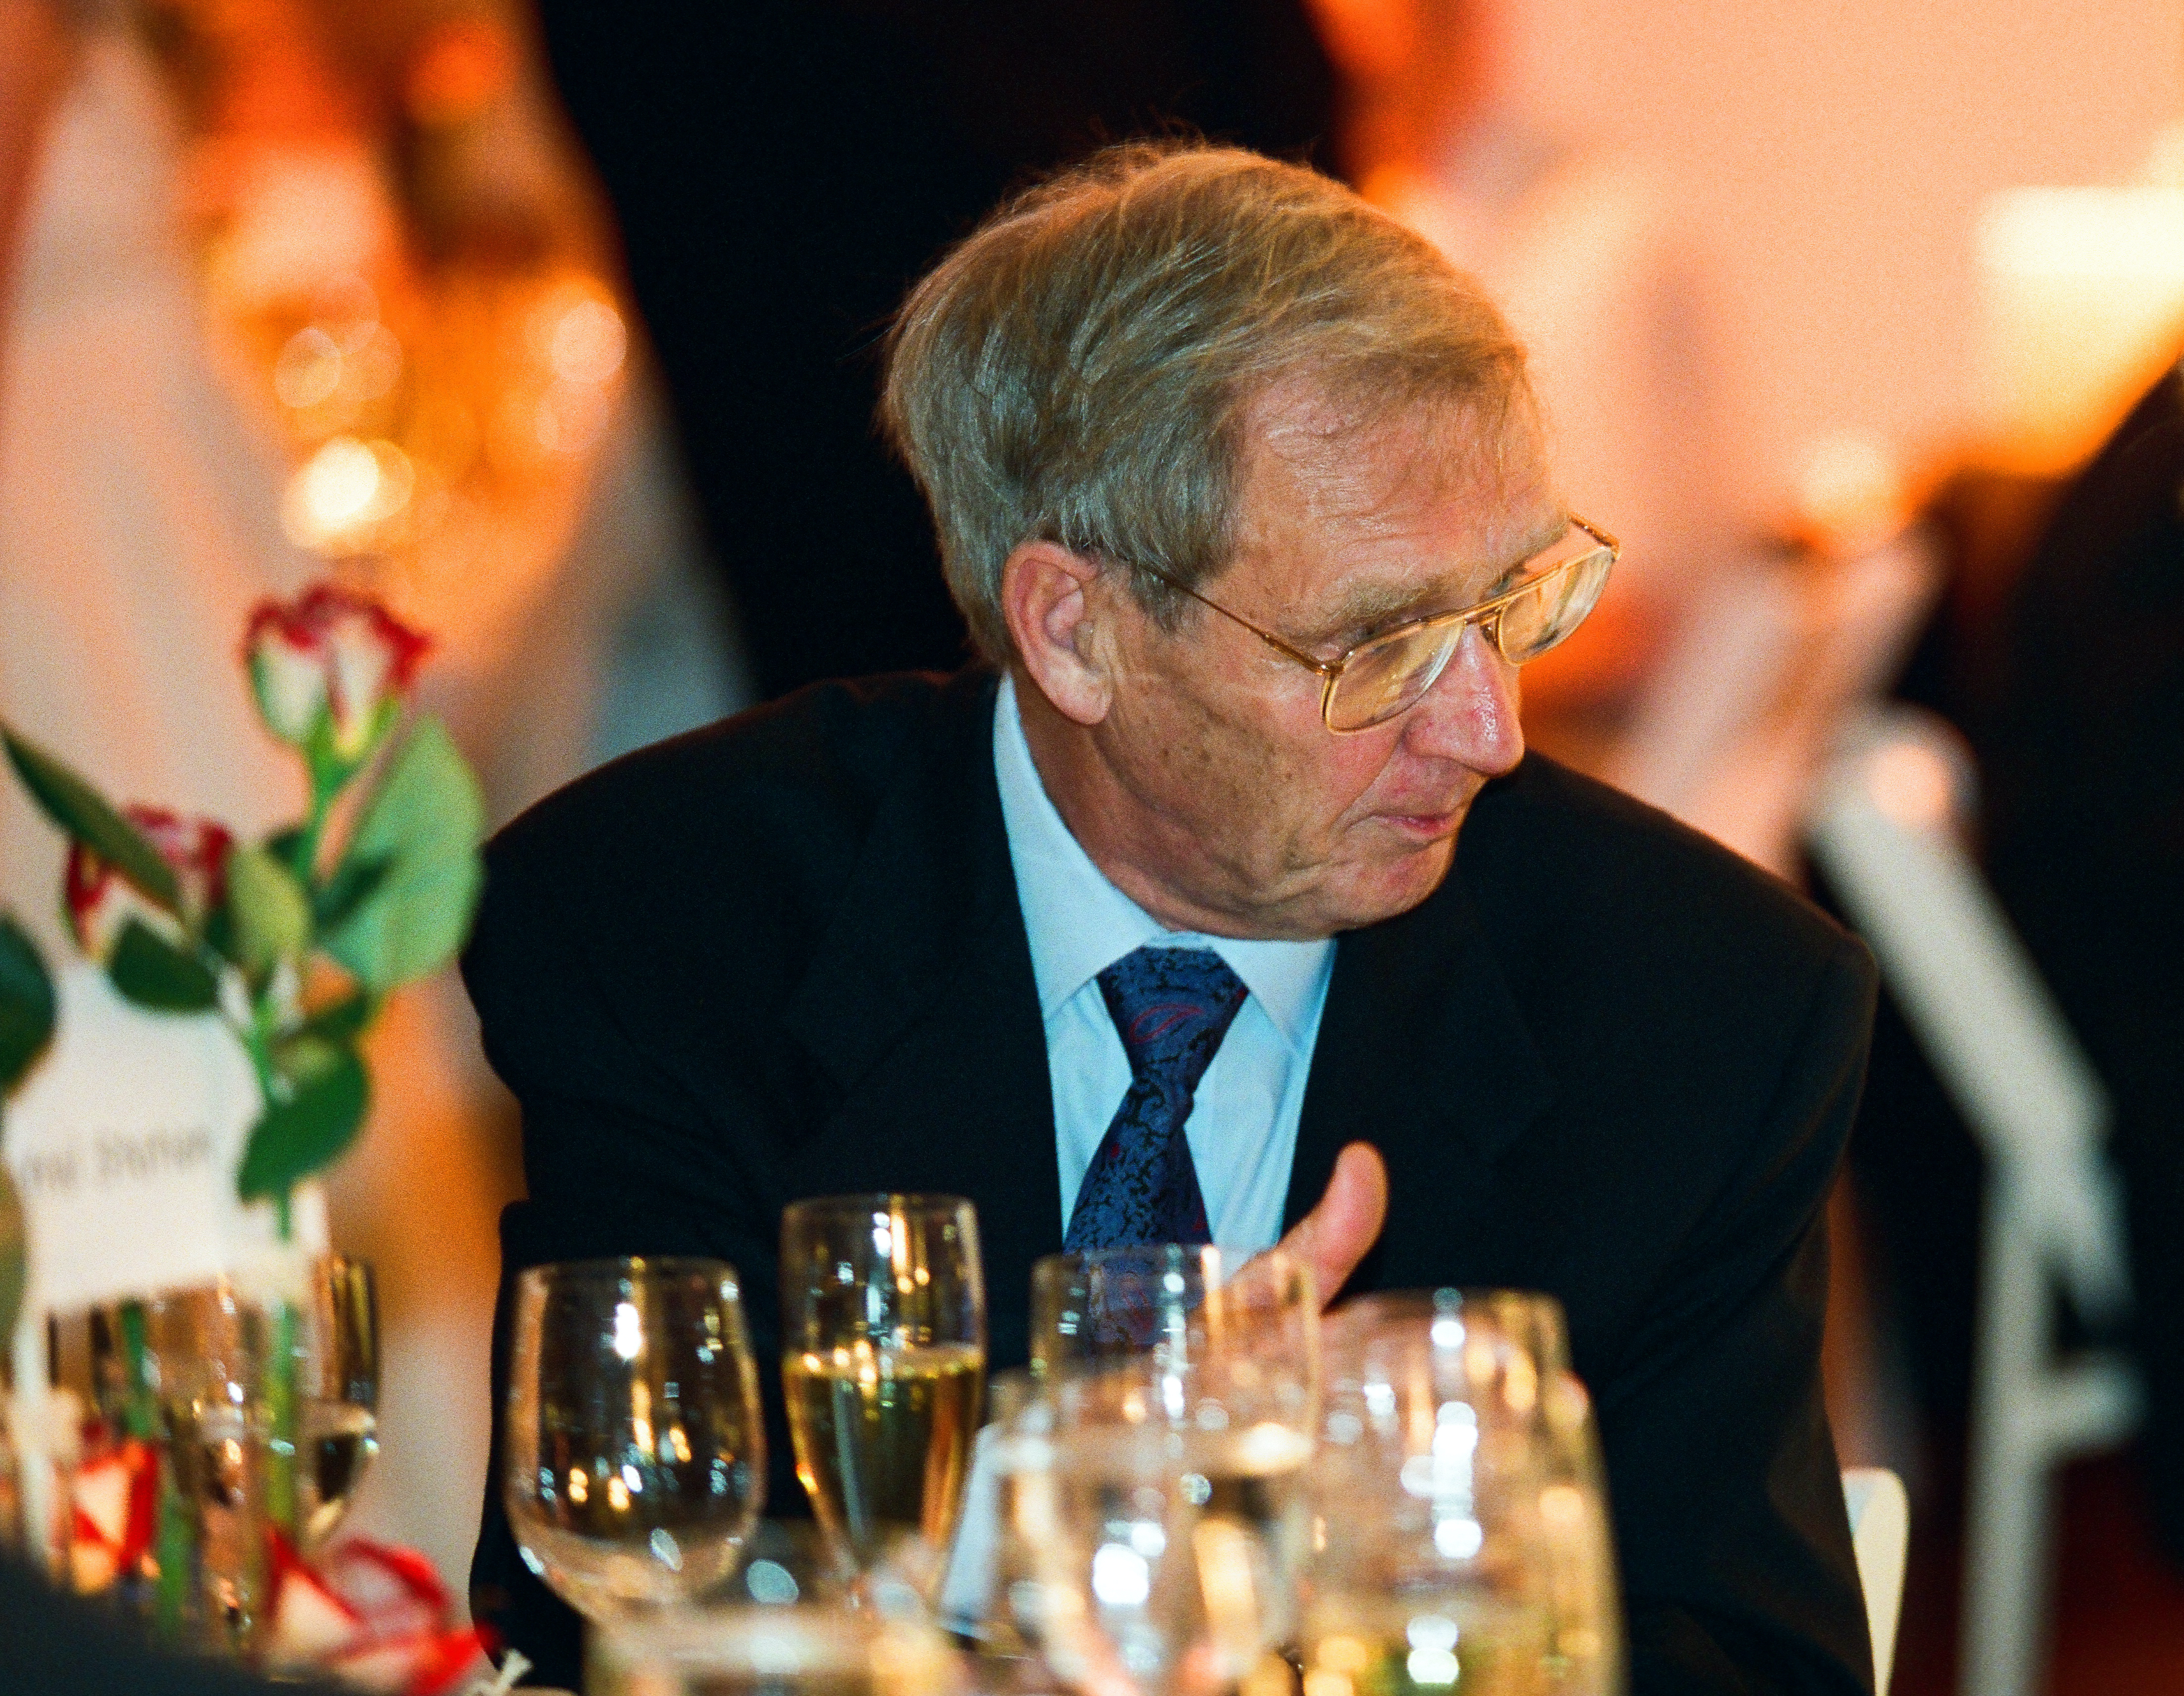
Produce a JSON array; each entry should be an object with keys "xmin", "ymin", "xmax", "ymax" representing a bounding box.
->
[{"xmin": 991, "ymin": 675, "xmax": 1335, "ymax": 1250}]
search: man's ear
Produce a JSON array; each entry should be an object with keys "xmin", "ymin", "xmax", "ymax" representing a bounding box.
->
[{"xmin": 1001, "ymin": 540, "xmax": 1113, "ymax": 726}]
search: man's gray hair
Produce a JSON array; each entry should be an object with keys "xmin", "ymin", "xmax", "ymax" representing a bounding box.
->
[{"xmin": 880, "ymin": 142, "xmax": 1536, "ymax": 663}]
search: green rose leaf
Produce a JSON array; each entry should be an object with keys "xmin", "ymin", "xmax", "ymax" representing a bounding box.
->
[
  {"xmin": 289, "ymin": 990, "xmax": 377, "ymax": 1048},
  {"xmin": 0, "ymin": 914, "xmax": 56, "ymax": 1093},
  {"xmin": 226, "ymin": 842, "xmax": 312, "ymax": 974},
  {"xmin": 108, "ymin": 918, "xmax": 221, "ymax": 1013},
  {"xmin": 1, "ymin": 726, "xmax": 180, "ymax": 912},
  {"xmin": 320, "ymin": 716, "xmax": 484, "ymax": 993},
  {"xmin": 0, "ymin": 1165, "xmax": 25, "ymax": 1350},
  {"xmin": 237, "ymin": 1042, "xmax": 368, "ymax": 1202},
  {"xmin": 264, "ymin": 825, "xmax": 309, "ymax": 881},
  {"xmin": 311, "ymin": 852, "xmax": 392, "ymax": 934}
]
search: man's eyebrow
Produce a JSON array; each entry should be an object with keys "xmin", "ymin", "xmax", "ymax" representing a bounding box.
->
[
  {"xmin": 1297, "ymin": 512, "xmax": 1573, "ymax": 646},
  {"xmin": 1300, "ymin": 580, "xmax": 1445, "ymax": 645}
]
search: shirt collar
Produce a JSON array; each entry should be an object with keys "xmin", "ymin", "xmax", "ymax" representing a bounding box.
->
[{"xmin": 993, "ymin": 674, "xmax": 1332, "ymax": 1048}]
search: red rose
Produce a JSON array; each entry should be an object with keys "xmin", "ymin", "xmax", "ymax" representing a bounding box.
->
[
  {"xmin": 246, "ymin": 586, "xmax": 431, "ymax": 767},
  {"xmin": 64, "ymin": 806, "xmax": 232, "ymax": 960}
]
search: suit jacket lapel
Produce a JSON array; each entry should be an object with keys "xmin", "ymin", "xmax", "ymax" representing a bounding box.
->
[
  {"xmin": 1286, "ymin": 851, "xmax": 1557, "ymax": 1292},
  {"xmin": 781, "ymin": 671, "xmax": 1061, "ymax": 1360}
]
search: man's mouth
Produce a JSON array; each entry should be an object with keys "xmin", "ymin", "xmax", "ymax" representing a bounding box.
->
[{"xmin": 1377, "ymin": 804, "xmax": 1465, "ymax": 841}]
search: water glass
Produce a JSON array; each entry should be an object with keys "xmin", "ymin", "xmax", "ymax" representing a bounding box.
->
[
  {"xmin": 1308, "ymin": 1290, "xmax": 1623, "ymax": 1696},
  {"xmin": 780, "ymin": 1194, "xmax": 987, "ymax": 1588},
  {"xmin": 1019, "ymin": 1246, "xmax": 1320, "ymax": 1696},
  {"xmin": 504, "ymin": 1256, "xmax": 765, "ymax": 1618}
]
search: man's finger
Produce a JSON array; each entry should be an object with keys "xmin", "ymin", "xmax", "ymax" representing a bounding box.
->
[{"xmin": 1277, "ymin": 1141, "xmax": 1388, "ymax": 1307}]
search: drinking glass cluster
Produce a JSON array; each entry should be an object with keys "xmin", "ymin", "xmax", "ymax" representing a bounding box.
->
[
  {"xmin": 988, "ymin": 1277, "xmax": 1625, "ymax": 1696},
  {"xmin": 500, "ymin": 1217, "xmax": 1622, "ymax": 1696}
]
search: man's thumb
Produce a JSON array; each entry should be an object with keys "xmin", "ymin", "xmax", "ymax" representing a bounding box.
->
[{"xmin": 1279, "ymin": 1141, "xmax": 1388, "ymax": 1307}]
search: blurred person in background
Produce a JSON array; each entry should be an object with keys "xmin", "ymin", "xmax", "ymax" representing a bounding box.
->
[
  {"xmin": 530, "ymin": 0, "xmax": 1337, "ymax": 700},
  {"xmin": 1976, "ymin": 366, "xmax": 2184, "ymax": 1564},
  {"xmin": 1304, "ymin": 0, "xmax": 1733, "ymax": 770}
]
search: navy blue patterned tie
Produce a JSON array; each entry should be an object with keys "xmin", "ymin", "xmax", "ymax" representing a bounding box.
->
[{"xmin": 1063, "ymin": 946, "xmax": 1249, "ymax": 1251}]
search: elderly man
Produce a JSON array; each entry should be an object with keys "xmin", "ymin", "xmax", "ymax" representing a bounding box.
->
[{"xmin": 466, "ymin": 146, "xmax": 1877, "ymax": 1694}]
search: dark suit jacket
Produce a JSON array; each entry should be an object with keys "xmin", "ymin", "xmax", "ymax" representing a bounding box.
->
[
  {"xmin": 463, "ymin": 668, "xmax": 1878, "ymax": 1695},
  {"xmin": 0, "ymin": 1556, "xmax": 345, "ymax": 1696}
]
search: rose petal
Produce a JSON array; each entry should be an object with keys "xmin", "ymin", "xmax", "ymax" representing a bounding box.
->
[
  {"xmin": 269, "ymin": 1556, "xmax": 366, "ymax": 1668},
  {"xmin": 71, "ymin": 1452, "xmax": 134, "ymax": 1548}
]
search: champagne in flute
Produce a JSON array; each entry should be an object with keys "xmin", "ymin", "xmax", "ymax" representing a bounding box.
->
[
  {"xmin": 780, "ymin": 1195, "xmax": 987, "ymax": 1585},
  {"xmin": 784, "ymin": 1339, "xmax": 985, "ymax": 1562}
]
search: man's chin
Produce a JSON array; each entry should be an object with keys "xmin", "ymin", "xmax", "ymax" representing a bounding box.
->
[{"xmin": 1327, "ymin": 832, "xmax": 1459, "ymax": 930}]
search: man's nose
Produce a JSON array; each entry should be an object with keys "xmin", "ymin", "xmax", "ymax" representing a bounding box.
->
[{"xmin": 1401, "ymin": 625, "xmax": 1525, "ymax": 774}]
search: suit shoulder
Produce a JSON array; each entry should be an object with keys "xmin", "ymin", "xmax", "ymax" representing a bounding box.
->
[
  {"xmin": 1463, "ymin": 755, "xmax": 1874, "ymax": 1005},
  {"xmin": 487, "ymin": 670, "xmax": 985, "ymax": 885}
]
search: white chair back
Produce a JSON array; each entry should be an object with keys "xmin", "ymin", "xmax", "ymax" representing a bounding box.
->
[
  {"xmin": 1843, "ymin": 1466, "xmax": 1910, "ymax": 1694},
  {"xmin": 1805, "ymin": 708, "xmax": 2138, "ymax": 1696}
]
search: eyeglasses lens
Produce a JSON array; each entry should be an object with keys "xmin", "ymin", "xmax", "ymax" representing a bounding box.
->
[
  {"xmin": 1326, "ymin": 625, "xmax": 1464, "ymax": 732},
  {"xmin": 1322, "ymin": 545, "xmax": 1614, "ymax": 732},
  {"xmin": 1493, "ymin": 546, "xmax": 1614, "ymax": 662}
]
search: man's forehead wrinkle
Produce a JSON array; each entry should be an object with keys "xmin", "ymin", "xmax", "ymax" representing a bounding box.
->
[{"xmin": 1288, "ymin": 482, "xmax": 1565, "ymax": 646}]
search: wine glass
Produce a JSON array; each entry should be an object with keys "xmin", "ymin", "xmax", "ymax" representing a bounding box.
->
[
  {"xmin": 1450, "ymin": 1292, "xmax": 1625, "ymax": 1696},
  {"xmin": 297, "ymin": 1255, "xmax": 379, "ymax": 1548},
  {"xmin": 1017, "ymin": 1246, "xmax": 1319, "ymax": 1696},
  {"xmin": 503, "ymin": 1256, "xmax": 765, "ymax": 1619},
  {"xmin": 1307, "ymin": 1290, "xmax": 1623, "ymax": 1696},
  {"xmin": 779, "ymin": 1194, "xmax": 987, "ymax": 1592}
]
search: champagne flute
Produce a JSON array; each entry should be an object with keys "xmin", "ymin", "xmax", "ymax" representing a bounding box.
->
[
  {"xmin": 298, "ymin": 1255, "xmax": 379, "ymax": 1548},
  {"xmin": 780, "ymin": 1194, "xmax": 987, "ymax": 1591},
  {"xmin": 145, "ymin": 1280, "xmax": 273, "ymax": 1653},
  {"xmin": 1019, "ymin": 1246, "xmax": 1319, "ymax": 1696},
  {"xmin": 504, "ymin": 1257, "xmax": 765, "ymax": 1619}
]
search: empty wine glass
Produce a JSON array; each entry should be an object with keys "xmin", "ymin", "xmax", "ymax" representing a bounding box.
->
[
  {"xmin": 504, "ymin": 1257, "xmax": 765, "ymax": 1619},
  {"xmin": 298, "ymin": 1255, "xmax": 379, "ymax": 1548},
  {"xmin": 1018, "ymin": 1246, "xmax": 1320, "ymax": 1696},
  {"xmin": 780, "ymin": 1194, "xmax": 987, "ymax": 1593}
]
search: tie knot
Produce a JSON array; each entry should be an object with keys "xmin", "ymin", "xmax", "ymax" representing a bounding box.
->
[{"xmin": 1096, "ymin": 946, "xmax": 1249, "ymax": 1084}]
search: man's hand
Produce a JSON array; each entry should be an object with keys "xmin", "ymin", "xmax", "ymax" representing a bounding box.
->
[{"xmin": 1276, "ymin": 1141, "xmax": 1388, "ymax": 1308}]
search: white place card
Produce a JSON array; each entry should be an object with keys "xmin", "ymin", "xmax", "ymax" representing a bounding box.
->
[{"xmin": 4, "ymin": 960, "xmax": 327, "ymax": 1314}]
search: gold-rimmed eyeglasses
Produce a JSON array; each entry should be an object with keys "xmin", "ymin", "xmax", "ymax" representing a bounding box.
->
[{"xmin": 1138, "ymin": 514, "xmax": 1619, "ymax": 733}]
